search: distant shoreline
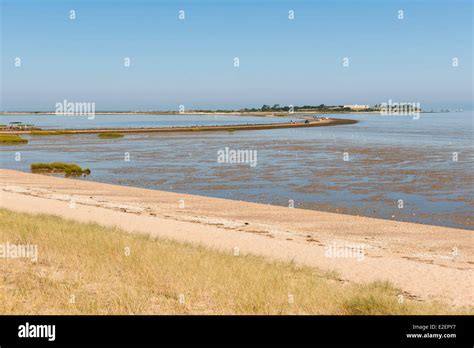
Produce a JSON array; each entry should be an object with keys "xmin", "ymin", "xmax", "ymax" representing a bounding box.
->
[
  {"xmin": 0, "ymin": 110, "xmax": 453, "ymax": 117},
  {"xmin": 0, "ymin": 110, "xmax": 434, "ymax": 117},
  {"xmin": 0, "ymin": 111, "xmax": 378, "ymax": 116}
]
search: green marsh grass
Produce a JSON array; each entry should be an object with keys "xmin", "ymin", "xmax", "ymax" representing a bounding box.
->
[
  {"xmin": 98, "ymin": 133, "xmax": 124, "ymax": 139},
  {"xmin": 0, "ymin": 134, "xmax": 28, "ymax": 144},
  {"xmin": 31, "ymin": 162, "xmax": 90, "ymax": 176}
]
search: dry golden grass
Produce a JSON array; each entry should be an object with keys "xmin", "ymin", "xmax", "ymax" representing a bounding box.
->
[{"xmin": 0, "ymin": 209, "xmax": 469, "ymax": 315}]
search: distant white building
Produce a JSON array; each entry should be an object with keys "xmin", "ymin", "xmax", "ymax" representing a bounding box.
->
[{"xmin": 344, "ymin": 104, "xmax": 370, "ymax": 110}]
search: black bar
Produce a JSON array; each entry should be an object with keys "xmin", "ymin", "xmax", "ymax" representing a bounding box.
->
[{"xmin": 0, "ymin": 315, "xmax": 472, "ymax": 346}]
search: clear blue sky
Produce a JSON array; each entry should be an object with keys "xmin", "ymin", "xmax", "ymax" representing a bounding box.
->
[{"xmin": 1, "ymin": 0, "xmax": 472, "ymax": 111}]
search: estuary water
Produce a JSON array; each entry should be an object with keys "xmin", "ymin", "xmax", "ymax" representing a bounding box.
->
[
  {"xmin": 0, "ymin": 114, "xmax": 292, "ymax": 129},
  {"xmin": 1, "ymin": 112, "xmax": 472, "ymax": 229}
]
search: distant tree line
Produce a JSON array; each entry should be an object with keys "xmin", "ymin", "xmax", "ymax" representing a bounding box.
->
[
  {"xmin": 237, "ymin": 104, "xmax": 354, "ymax": 112},
  {"xmin": 184, "ymin": 104, "xmax": 383, "ymax": 113}
]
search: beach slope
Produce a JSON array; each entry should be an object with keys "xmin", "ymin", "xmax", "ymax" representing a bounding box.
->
[{"xmin": 0, "ymin": 169, "xmax": 472, "ymax": 306}]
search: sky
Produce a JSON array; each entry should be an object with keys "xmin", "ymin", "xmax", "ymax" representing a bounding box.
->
[{"xmin": 0, "ymin": 0, "xmax": 472, "ymax": 111}]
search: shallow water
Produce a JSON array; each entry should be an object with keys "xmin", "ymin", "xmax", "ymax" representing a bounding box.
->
[{"xmin": 1, "ymin": 112, "xmax": 472, "ymax": 229}]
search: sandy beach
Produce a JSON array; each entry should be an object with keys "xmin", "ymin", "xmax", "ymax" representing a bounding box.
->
[
  {"xmin": 0, "ymin": 169, "xmax": 472, "ymax": 307},
  {"xmin": 0, "ymin": 118, "xmax": 357, "ymax": 135}
]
